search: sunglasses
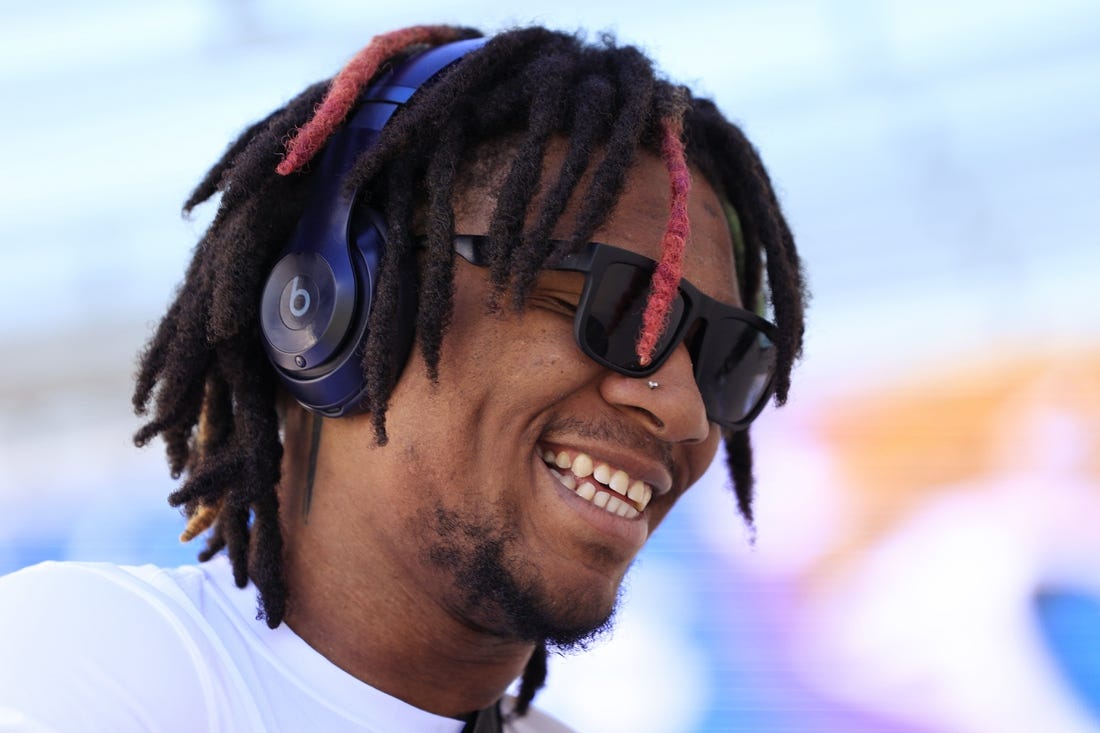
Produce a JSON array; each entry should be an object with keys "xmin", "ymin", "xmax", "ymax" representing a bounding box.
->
[{"xmin": 451, "ymin": 235, "xmax": 778, "ymax": 430}]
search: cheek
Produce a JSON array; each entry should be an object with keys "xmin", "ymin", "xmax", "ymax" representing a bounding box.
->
[
  {"xmin": 440, "ymin": 285, "xmax": 585, "ymax": 393},
  {"xmin": 445, "ymin": 317, "xmax": 583, "ymax": 409}
]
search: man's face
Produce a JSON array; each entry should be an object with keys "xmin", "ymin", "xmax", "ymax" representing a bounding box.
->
[{"xmin": 321, "ymin": 144, "xmax": 740, "ymax": 646}]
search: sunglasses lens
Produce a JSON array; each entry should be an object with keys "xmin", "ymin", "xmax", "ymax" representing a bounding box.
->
[
  {"xmin": 579, "ymin": 263, "xmax": 685, "ymax": 371},
  {"xmin": 573, "ymin": 255, "xmax": 775, "ymax": 428},
  {"xmin": 695, "ymin": 319, "xmax": 776, "ymax": 426}
]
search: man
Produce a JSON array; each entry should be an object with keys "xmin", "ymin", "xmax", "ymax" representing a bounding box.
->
[{"xmin": 0, "ymin": 25, "xmax": 804, "ymax": 732}]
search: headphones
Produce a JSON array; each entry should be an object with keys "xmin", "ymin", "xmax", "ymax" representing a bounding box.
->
[{"xmin": 260, "ymin": 37, "xmax": 487, "ymax": 416}]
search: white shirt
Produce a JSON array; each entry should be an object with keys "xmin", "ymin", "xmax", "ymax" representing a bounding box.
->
[{"xmin": 0, "ymin": 557, "xmax": 572, "ymax": 733}]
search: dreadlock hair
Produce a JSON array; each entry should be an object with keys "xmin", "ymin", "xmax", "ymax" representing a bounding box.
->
[{"xmin": 134, "ymin": 24, "xmax": 805, "ymax": 716}]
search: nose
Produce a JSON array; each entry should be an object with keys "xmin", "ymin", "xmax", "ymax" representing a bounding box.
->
[{"xmin": 598, "ymin": 343, "xmax": 711, "ymax": 444}]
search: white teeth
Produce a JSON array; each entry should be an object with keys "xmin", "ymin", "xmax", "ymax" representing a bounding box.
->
[
  {"xmin": 609, "ymin": 470, "xmax": 630, "ymax": 496},
  {"xmin": 552, "ymin": 470, "xmax": 577, "ymax": 490},
  {"xmin": 540, "ymin": 447, "xmax": 654, "ymax": 518},
  {"xmin": 572, "ymin": 453, "xmax": 594, "ymax": 478}
]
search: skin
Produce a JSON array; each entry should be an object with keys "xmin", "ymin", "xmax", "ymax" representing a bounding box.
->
[{"xmin": 278, "ymin": 142, "xmax": 741, "ymax": 717}]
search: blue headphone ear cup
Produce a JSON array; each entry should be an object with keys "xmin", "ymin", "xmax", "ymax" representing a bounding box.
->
[
  {"xmin": 260, "ymin": 251, "xmax": 352, "ymax": 373},
  {"xmin": 260, "ymin": 213, "xmax": 417, "ymax": 416}
]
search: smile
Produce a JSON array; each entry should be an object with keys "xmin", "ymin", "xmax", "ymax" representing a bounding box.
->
[{"xmin": 539, "ymin": 447, "xmax": 655, "ymax": 518}]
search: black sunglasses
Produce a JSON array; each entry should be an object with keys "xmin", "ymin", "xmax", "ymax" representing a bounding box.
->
[{"xmin": 452, "ymin": 235, "xmax": 778, "ymax": 430}]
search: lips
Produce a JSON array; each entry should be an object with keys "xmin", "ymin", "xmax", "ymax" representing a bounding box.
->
[{"xmin": 539, "ymin": 446, "xmax": 655, "ymax": 518}]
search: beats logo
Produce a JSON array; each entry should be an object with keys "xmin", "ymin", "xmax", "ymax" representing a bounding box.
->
[
  {"xmin": 281, "ymin": 275, "xmax": 317, "ymax": 326},
  {"xmin": 260, "ymin": 251, "xmax": 353, "ymax": 374}
]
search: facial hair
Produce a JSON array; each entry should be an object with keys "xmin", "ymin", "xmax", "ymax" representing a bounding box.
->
[{"xmin": 422, "ymin": 504, "xmax": 622, "ymax": 650}]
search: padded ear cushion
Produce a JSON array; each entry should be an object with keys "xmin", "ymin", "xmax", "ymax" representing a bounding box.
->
[{"xmin": 259, "ymin": 37, "xmax": 485, "ymax": 416}]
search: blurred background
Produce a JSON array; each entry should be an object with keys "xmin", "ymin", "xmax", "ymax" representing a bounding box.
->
[{"xmin": 1, "ymin": 0, "xmax": 1098, "ymax": 731}]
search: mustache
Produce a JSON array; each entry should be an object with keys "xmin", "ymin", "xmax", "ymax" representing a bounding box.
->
[{"xmin": 542, "ymin": 414, "xmax": 674, "ymax": 476}]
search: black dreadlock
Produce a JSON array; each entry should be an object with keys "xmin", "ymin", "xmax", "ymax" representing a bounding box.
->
[{"xmin": 133, "ymin": 25, "xmax": 806, "ymax": 717}]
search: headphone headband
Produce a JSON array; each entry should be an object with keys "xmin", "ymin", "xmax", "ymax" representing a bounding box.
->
[{"xmin": 260, "ymin": 37, "xmax": 487, "ymax": 416}]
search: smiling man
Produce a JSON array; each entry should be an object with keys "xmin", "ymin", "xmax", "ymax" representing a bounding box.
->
[{"xmin": 0, "ymin": 24, "xmax": 804, "ymax": 732}]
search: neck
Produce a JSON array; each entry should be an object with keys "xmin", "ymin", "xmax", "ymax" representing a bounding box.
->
[{"xmin": 282, "ymin": 536, "xmax": 535, "ymax": 716}]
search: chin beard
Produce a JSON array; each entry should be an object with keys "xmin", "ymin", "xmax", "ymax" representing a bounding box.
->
[{"xmin": 423, "ymin": 505, "xmax": 623, "ymax": 649}]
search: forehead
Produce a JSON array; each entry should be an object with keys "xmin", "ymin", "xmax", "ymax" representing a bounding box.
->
[
  {"xmin": 451, "ymin": 138, "xmax": 742, "ymax": 307},
  {"xmin": 590, "ymin": 152, "xmax": 740, "ymax": 306}
]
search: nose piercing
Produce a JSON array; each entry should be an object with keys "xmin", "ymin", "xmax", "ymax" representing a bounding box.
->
[{"xmin": 647, "ymin": 380, "xmax": 660, "ymax": 390}]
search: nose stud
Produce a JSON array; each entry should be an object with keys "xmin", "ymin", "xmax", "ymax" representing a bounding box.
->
[{"xmin": 647, "ymin": 380, "xmax": 660, "ymax": 390}]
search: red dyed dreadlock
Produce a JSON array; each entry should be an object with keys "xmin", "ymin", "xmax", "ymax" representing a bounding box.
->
[
  {"xmin": 637, "ymin": 113, "xmax": 691, "ymax": 365},
  {"xmin": 277, "ymin": 25, "xmax": 470, "ymax": 176}
]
